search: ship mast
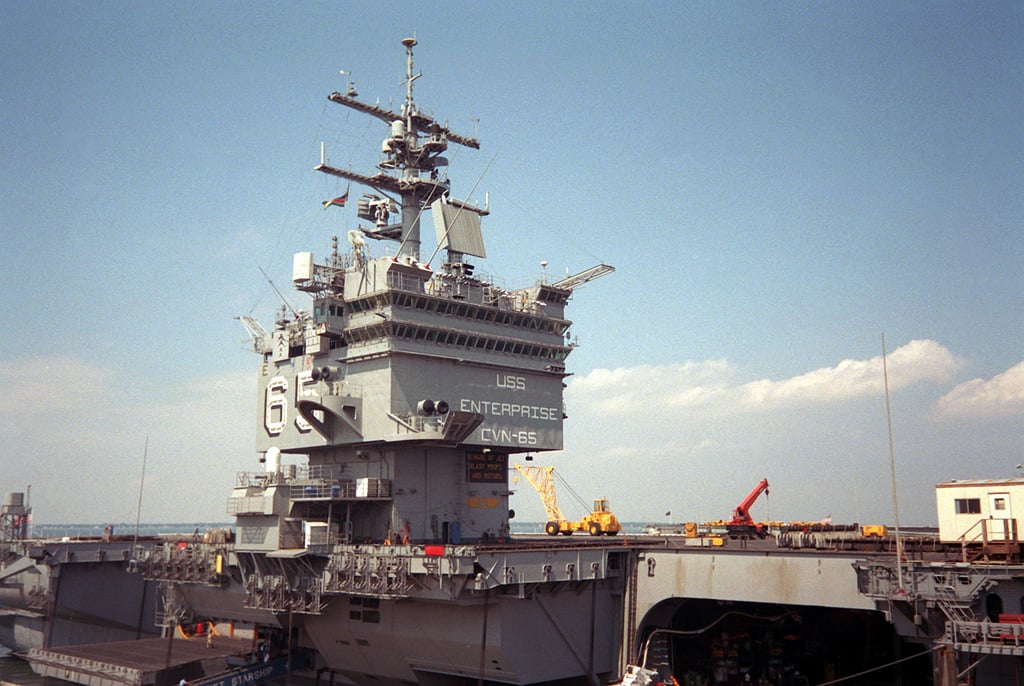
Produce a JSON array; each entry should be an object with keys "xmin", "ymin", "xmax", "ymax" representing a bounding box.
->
[{"xmin": 315, "ymin": 38, "xmax": 482, "ymax": 262}]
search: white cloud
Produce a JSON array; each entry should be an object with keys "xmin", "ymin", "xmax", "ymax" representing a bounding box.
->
[
  {"xmin": 740, "ymin": 338, "xmax": 961, "ymax": 406},
  {"xmin": 549, "ymin": 339, "xmax": 984, "ymax": 525},
  {"xmin": 936, "ymin": 360, "xmax": 1024, "ymax": 419},
  {"xmin": 0, "ymin": 356, "xmax": 111, "ymax": 419},
  {"xmin": 568, "ymin": 339, "xmax": 961, "ymax": 417},
  {"xmin": 0, "ymin": 354, "xmax": 255, "ymax": 523},
  {"xmin": 569, "ymin": 359, "xmax": 733, "ymax": 414}
]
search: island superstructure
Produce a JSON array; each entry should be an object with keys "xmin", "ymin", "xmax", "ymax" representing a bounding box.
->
[
  {"xmin": 236, "ymin": 36, "xmax": 611, "ymax": 550},
  {"xmin": 174, "ymin": 38, "xmax": 625, "ymax": 686}
]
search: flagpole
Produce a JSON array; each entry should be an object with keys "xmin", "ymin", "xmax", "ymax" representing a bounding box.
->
[
  {"xmin": 133, "ymin": 436, "xmax": 148, "ymax": 550},
  {"xmin": 882, "ymin": 333, "xmax": 904, "ymax": 593}
]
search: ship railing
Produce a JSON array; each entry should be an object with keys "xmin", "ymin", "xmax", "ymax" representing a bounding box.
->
[
  {"xmin": 386, "ymin": 269, "xmax": 430, "ymax": 294},
  {"xmin": 933, "ymin": 584, "xmax": 981, "ymax": 625},
  {"xmin": 234, "ymin": 470, "xmax": 290, "ymax": 488},
  {"xmin": 291, "ymin": 482, "xmax": 357, "ymax": 500},
  {"xmin": 290, "ymin": 479, "xmax": 391, "ymax": 500},
  {"xmin": 856, "ymin": 559, "xmax": 995, "ymax": 608},
  {"xmin": 297, "ymin": 463, "xmax": 348, "ymax": 482},
  {"xmin": 946, "ymin": 618, "xmax": 1024, "ymax": 656},
  {"xmin": 227, "ymin": 469, "xmax": 391, "ymax": 508},
  {"xmin": 233, "ymin": 464, "xmax": 352, "ymax": 489},
  {"xmin": 387, "ymin": 267, "xmax": 553, "ymax": 315}
]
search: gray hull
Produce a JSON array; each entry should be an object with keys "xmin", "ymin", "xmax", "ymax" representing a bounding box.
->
[{"xmin": 0, "ymin": 539, "xmax": 160, "ymax": 652}]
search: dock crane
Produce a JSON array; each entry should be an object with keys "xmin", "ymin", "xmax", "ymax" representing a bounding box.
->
[
  {"xmin": 512, "ymin": 464, "xmax": 621, "ymax": 536},
  {"xmin": 727, "ymin": 478, "xmax": 770, "ymax": 538}
]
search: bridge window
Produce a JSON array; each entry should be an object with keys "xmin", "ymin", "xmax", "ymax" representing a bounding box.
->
[{"xmin": 955, "ymin": 498, "xmax": 981, "ymax": 514}]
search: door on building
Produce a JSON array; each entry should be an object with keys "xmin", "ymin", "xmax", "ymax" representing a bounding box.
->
[{"xmin": 988, "ymin": 492, "xmax": 1011, "ymax": 541}]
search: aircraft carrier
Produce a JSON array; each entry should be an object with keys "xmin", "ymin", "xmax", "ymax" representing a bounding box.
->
[
  {"xmin": 5, "ymin": 39, "xmax": 1024, "ymax": 686},
  {"xmin": 0, "ymin": 496, "xmax": 162, "ymax": 651}
]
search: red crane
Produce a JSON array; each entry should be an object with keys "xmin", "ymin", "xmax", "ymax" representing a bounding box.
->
[{"xmin": 727, "ymin": 478, "xmax": 770, "ymax": 538}]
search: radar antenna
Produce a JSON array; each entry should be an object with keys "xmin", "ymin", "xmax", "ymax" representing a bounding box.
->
[{"xmin": 315, "ymin": 38, "xmax": 481, "ymax": 262}]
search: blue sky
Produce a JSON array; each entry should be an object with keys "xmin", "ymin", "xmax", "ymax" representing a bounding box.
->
[{"xmin": 1, "ymin": 1, "xmax": 1021, "ymax": 526}]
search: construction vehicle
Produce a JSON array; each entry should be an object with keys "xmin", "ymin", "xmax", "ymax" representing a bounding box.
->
[
  {"xmin": 513, "ymin": 464, "xmax": 622, "ymax": 536},
  {"xmin": 861, "ymin": 524, "xmax": 887, "ymax": 538},
  {"xmin": 727, "ymin": 477, "xmax": 770, "ymax": 538}
]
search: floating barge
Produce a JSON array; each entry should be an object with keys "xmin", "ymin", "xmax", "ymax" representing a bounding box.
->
[{"xmin": 25, "ymin": 636, "xmax": 278, "ymax": 686}]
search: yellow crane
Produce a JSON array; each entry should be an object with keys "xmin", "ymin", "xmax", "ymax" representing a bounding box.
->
[{"xmin": 512, "ymin": 464, "xmax": 621, "ymax": 536}]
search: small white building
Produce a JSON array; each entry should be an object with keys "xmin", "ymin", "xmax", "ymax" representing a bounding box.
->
[{"xmin": 936, "ymin": 478, "xmax": 1024, "ymax": 543}]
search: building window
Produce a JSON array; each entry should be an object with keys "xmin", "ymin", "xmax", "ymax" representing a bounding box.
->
[
  {"xmin": 993, "ymin": 497, "xmax": 1007, "ymax": 511},
  {"xmin": 955, "ymin": 498, "xmax": 982, "ymax": 514}
]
